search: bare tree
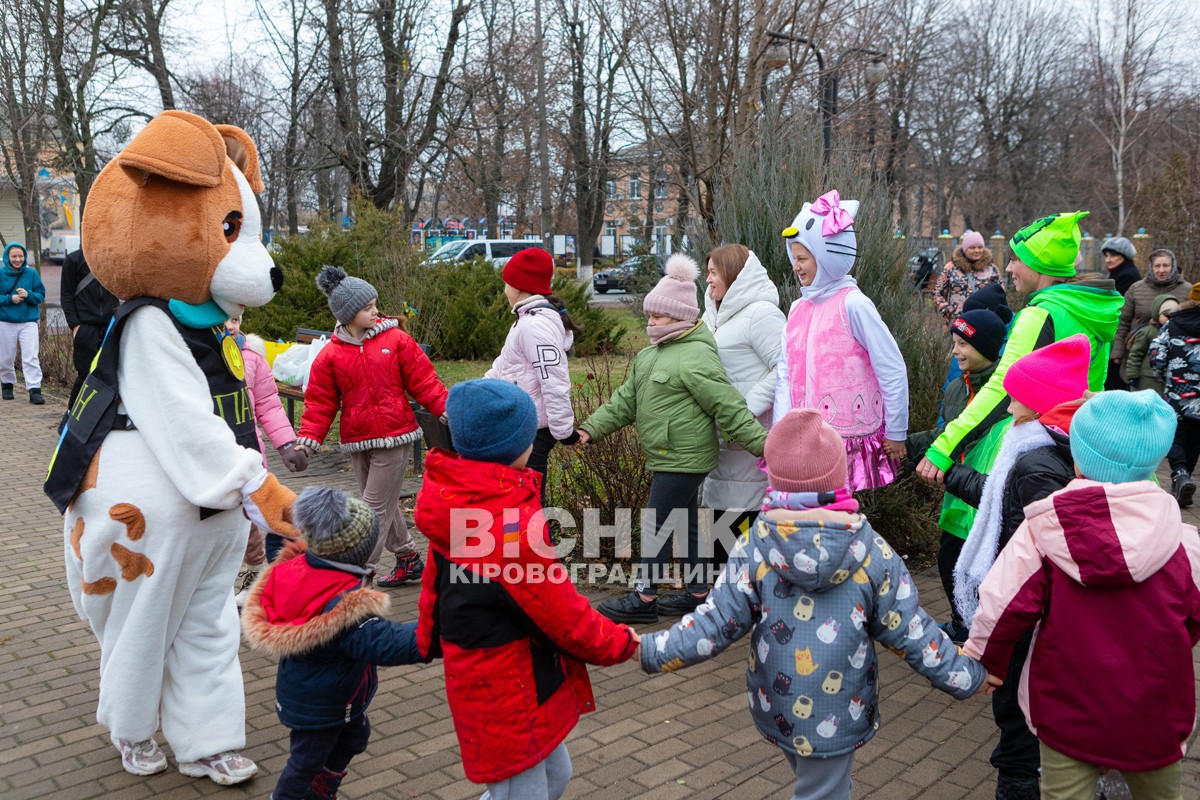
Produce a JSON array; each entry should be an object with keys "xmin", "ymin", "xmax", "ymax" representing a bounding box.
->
[
  {"xmin": 0, "ymin": 1, "xmax": 52, "ymax": 255},
  {"xmin": 1086, "ymin": 0, "xmax": 1172, "ymax": 234},
  {"xmin": 107, "ymin": 0, "xmax": 178, "ymax": 109}
]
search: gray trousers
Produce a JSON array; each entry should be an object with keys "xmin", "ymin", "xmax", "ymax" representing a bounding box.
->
[
  {"xmin": 781, "ymin": 750, "xmax": 854, "ymax": 800},
  {"xmin": 481, "ymin": 742, "xmax": 572, "ymax": 800},
  {"xmin": 348, "ymin": 445, "xmax": 415, "ymax": 568}
]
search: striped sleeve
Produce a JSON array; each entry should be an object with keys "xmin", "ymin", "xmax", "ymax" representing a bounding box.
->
[{"xmin": 963, "ymin": 520, "xmax": 1048, "ymax": 677}]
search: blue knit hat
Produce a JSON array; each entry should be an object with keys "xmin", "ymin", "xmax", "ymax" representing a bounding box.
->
[
  {"xmin": 447, "ymin": 378, "xmax": 538, "ymax": 464},
  {"xmin": 1071, "ymin": 391, "xmax": 1176, "ymax": 484}
]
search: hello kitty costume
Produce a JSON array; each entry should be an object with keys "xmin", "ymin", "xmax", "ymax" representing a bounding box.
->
[{"xmin": 774, "ymin": 191, "xmax": 908, "ymax": 490}]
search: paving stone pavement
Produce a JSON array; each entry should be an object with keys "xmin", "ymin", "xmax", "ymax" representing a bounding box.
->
[{"xmin": 2, "ymin": 384, "xmax": 1199, "ymax": 800}]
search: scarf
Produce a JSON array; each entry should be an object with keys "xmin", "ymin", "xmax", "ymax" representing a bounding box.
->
[
  {"xmin": 953, "ymin": 420, "xmax": 1053, "ymax": 627},
  {"xmin": 762, "ymin": 486, "xmax": 859, "ymax": 514},
  {"xmin": 647, "ymin": 319, "xmax": 698, "ymax": 346}
]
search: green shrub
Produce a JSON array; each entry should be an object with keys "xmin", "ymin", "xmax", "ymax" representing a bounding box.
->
[{"xmin": 551, "ymin": 276, "xmax": 626, "ymax": 355}]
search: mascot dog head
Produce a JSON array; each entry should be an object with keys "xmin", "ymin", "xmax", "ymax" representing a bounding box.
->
[{"xmin": 82, "ymin": 110, "xmax": 282, "ymax": 316}]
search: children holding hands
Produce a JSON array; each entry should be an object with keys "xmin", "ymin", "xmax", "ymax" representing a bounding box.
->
[{"xmin": 642, "ymin": 409, "xmax": 998, "ymax": 800}]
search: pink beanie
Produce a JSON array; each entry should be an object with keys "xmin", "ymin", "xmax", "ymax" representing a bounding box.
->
[
  {"xmin": 643, "ymin": 254, "xmax": 700, "ymax": 320},
  {"xmin": 961, "ymin": 230, "xmax": 985, "ymax": 250},
  {"xmin": 1002, "ymin": 334, "xmax": 1091, "ymax": 415},
  {"xmin": 764, "ymin": 409, "xmax": 848, "ymax": 493}
]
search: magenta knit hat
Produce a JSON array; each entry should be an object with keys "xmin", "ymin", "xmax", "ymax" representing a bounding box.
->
[
  {"xmin": 643, "ymin": 254, "xmax": 700, "ymax": 320},
  {"xmin": 1002, "ymin": 334, "xmax": 1091, "ymax": 415},
  {"xmin": 764, "ymin": 409, "xmax": 848, "ymax": 493},
  {"xmin": 961, "ymin": 230, "xmax": 985, "ymax": 250}
]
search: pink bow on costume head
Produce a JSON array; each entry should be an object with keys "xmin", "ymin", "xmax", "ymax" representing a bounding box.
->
[{"xmin": 810, "ymin": 190, "xmax": 854, "ymax": 237}]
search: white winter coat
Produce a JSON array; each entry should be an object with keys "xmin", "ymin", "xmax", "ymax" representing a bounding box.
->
[
  {"xmin": 485, "ymin": 295, "xmax": 576, "ymax": 440},
  {"xmin": 701, "ymin": 251, "xmax": 785, "ymax": 511}
]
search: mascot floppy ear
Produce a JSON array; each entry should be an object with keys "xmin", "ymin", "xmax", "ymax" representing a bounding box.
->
[
  {"xmin": 117, "ymin": 110, "xmax": 227, "ymax": 188},
  {"xmin": 214, "ymin": 125, "xmax": 265, "ymax": 194}
]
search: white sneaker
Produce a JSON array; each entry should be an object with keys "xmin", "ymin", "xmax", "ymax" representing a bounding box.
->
[
  {"xmin": 113, "ymin": 737, "xmax": 168, "ymax": 776},
  {"xmin": 179, "ymin": 751, "xmax": 258, "ymax": 785}
]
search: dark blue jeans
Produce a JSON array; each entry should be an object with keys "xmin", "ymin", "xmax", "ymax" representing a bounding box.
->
[
  {"xmin": 265, "ymin": 532, "xmax": 285, "ymax": 563},
  {"xmin": 273, "ymin": 714, "xmax": 371, "ymax": 800}
]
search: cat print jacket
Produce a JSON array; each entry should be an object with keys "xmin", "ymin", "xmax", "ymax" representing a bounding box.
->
[{"xmin": 641, "ymin": 509, "xmax": 985, "ymax": 758}]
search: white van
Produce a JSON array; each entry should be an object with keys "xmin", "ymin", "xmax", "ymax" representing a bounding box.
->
[
  {"xmin": 428, "ymin": 239, "xmax": 545, "ymax": 267},
  {"xmin": 47, "ymin": 233, "xmax": 81, "ymax": 264}
]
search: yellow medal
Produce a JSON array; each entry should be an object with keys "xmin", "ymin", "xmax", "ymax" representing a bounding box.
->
[{"xmin": 219, "ymin": 330, "xmax": 246, "ymax": 380}]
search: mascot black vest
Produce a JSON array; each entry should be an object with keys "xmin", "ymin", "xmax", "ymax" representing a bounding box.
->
[{"xmin": 45, "ymin": 297, "xmax": 260, "ymax": 515}]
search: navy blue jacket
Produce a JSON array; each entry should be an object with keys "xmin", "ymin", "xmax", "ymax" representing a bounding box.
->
[{"xmin": 242, "ymin": 542, "xmax": 425, "ymax": 730}]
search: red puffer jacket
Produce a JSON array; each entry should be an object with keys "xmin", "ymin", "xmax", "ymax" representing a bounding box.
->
[
  {"xmin": 415, "ymin": 450, "xmax": 639, "ymax": 783},
  {"xmin": 298, "ymin": 318, "xmax": 447, "ymax": 451}
]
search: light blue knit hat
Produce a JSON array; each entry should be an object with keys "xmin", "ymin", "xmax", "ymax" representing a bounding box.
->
[{"xmin": 1071, "ymin": 391, "xmax": 1176, "ymax": 484}]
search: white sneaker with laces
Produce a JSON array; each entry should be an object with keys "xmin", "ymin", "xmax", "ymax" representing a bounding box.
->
[
  {"xmin": 234, "ymin": 563, "xmax": 263, "ymax": 608},
  {"xmin": 113, "ymin": 737, "xmax": 168, "ymax": 776},
  {"xmin": 179, "ymin": 751, "xmax": 258, "ymax": 785}
]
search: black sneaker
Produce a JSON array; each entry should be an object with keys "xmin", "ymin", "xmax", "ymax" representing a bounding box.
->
[
  {"xmin": 1, "ymin": 383, "xmax": 12, "ymax": 400},
  {"xmin": 657, "ymin": 592, "xmax": 708, "ymax": 617},
  {"xmin": 29, "ymin": 389, "xmax": 44, "ymax": 405},
  {"xmin": 377, "ymin": 552, "xmax": 423, "ymax": 587},
  {"xmin": 597, "ymin": 592, "xmax": 658, "ymax": 624},
  {"xmin": 1173, "ymin": 470, "xmax": 1195, "ymax": 509}
]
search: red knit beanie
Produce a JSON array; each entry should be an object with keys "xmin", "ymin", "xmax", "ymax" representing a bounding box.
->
[
  {"xmin": 764, "ymin": 409, "xmax": 848, "ymax": 493},
  {"xmin": 1002, "ymin": 333, "xmax": 1091, "ymax": 415},
  {"xmin": 502, "ymin": 248, "xmax": 553, "ymax": 295}
]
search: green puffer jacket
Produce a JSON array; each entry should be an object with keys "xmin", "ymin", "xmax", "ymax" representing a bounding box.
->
[{"xmin": 581, "ymin": 323, "xmax": 767, "ymax": 473}]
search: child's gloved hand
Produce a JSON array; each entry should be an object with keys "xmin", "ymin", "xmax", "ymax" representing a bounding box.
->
[{"xmin": 278, "ymin": 441, "xmax": 308, "ymax": 473}]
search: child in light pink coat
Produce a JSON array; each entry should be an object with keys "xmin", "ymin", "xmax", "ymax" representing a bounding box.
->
[{"xmin": 227, "ymin": 315, "xmax": 308, "ymax": 603}]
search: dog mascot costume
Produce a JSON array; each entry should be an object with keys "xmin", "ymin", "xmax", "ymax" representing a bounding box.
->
[{"xmin": 45, "ymin": 111, "xmax": 299, "ymax": 784}]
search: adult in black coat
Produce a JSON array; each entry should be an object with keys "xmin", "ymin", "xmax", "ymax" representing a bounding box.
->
[
  {"xmin": 1101, "ymin": 237, "xmax": 1141, "ymax": 389},
  {"xmin": 943, "ymin": 400, "xmax": 1079, "ymax": 800},
  {"xmin": 60, "ymin": 248, "xmax": 119, "ymax": 407}
]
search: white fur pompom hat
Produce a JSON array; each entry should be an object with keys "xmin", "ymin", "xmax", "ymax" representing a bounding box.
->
[{"xmin": 643, "ymin": 253, "xmax": 700, "ymax": 321}]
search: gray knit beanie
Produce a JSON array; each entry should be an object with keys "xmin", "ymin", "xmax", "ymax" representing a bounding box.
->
[
  {"xmin": 293, "ymin": 486, "xmax": 379, "ymax": 566},
  {"xmin": 316, "ymin": 265, "xmax": 378, "ymax": 325},
  {"xmin": 1100, "ymin": 236, "xmax": 1136, "ymax": 261}
]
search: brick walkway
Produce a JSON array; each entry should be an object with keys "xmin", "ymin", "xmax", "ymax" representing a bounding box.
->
[{"xmin": 2, "ymin": 384, "xmax": 1198, "ymax": 800}]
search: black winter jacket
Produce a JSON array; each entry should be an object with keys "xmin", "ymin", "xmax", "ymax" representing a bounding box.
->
[
  {"xmin": 943, "ymin": 424, "xmax": 1074, "ymax": 553},
  {"xmin": 59, "ymin": 249, "xmax": 119, "ymax": 330},
  {"xmin": 1109, "ymin": 260, "xmax": 1142, "ymax": 297}
]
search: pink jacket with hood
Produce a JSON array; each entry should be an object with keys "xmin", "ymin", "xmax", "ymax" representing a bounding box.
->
[
  {"xmin": 485, "ymin": 295, "xmax": 575, "ymax": 440},
  {"xmin": 242, "ymin": 334, "xmax": 298, "ymax": 465},
  {"xmin": 965, "ymin": 479, "xmax": 1200, "ymax": 771}
]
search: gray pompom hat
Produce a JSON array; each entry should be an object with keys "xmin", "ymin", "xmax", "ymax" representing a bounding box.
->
[
  {"xmin": 316, "ymin": 265, "xmax": 378, "ymax": 325},
  {"xmin": 293, "ymin": 486, "xmax": 380, "ymax": 567}
]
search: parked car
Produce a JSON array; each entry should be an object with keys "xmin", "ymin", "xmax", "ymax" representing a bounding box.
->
[
  {"xmin": 592, "ymin": 255, "xmax": 664, "ymax": 293},
  {"xmin": 427, "ymin": 239, "xmax": 546, "ymax": 267}
]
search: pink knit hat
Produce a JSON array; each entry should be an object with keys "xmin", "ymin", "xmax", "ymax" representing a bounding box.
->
[
  {"xmin": 643, "ymin": 254, "xmax": 700, "ymax": 320},
  {"xmin": 1002, "ymin": 334, "xmax": 1091, "ymax": 415},
  {"xmin": 764, "ymin": 409, "xmax": 848, "ymax": 493},
  {"xmin": 961, "ymin": 230, "xmax": 985, "ymax": 250}
]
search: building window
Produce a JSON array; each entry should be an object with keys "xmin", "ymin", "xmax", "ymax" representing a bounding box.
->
[
  {"xmin": 629, "ymin": 175, "xmax": 641, "ymax": 199},
  {"xmin": 605, "ymin": 179, "xmax": 616, "ymax": 197},
  {"xmin": 605, "ymin": 220, "xmax": 618, "ymax": 237},
  {"xmin": 655, "ymin": 171, "xmax": 668, "ymax": 198},
  {"xmin": 654, "ymin": 225, "xmax": 667, "ymax": 240}
]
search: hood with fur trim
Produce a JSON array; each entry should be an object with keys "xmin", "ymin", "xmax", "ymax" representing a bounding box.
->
[{"xmin": 241, "ymin": 538, "xmax": 391, "ymax": 657}]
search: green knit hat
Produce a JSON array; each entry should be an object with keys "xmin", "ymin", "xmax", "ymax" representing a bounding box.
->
[
  {"xmin": 293, "ymin": 486, "xmax": 380, "ymax": 566},
  {"xmin": 1009, "ymin": 211, "xmax": 1090, "ymax": 277}
]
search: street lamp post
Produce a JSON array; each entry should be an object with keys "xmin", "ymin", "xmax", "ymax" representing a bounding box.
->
[{"xmin": 764, "ymin": 31, "xmax": 888, "ymax": 167}]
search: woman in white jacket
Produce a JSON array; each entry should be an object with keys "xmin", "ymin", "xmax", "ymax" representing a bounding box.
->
[
  {"xmin": 485, "ymin": 248, "xmax": 581, "ymax": 502},
  {"xmin": 697, "ymin": 245, "xmax": 785, "ymax": 603}
]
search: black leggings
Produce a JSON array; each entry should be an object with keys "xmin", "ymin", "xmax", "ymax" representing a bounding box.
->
[
  {"xmin": 525, "ymin": 428, "xmax": 558, "ymax": 505},
  {"xmin": 937, "ymin": 531, "xmax": 966, "ymax": 629},
  {"xmin": 1168, "ymin": 416, "xmax": 1200, "ymax": 476},
  {"xmin": 637, "ymin": 472, "xmax": 709, "ymax": 595}
]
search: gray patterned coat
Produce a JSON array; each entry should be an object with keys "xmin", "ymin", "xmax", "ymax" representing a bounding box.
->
[{"xmin": 640, "ymin": 509, "xmax": 985, "ymax": 758}]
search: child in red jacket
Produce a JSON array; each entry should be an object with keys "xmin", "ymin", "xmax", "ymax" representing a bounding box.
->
[
  {"xmin": 416, "ymin": 378, "xmax": 640, "ymax": 800},
  {"xmin": 297, "ymin": 266, "xmax": 449, "ymax": 586}
]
